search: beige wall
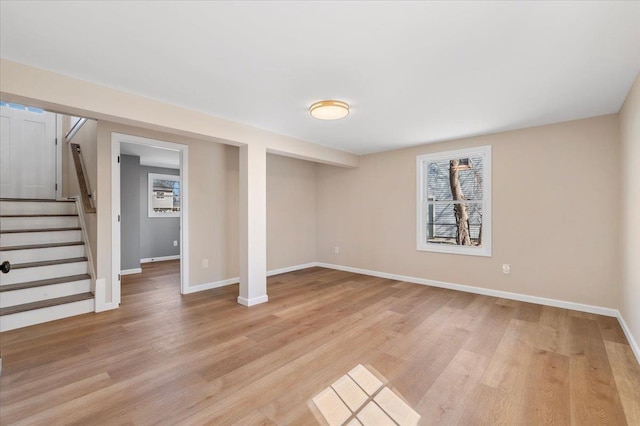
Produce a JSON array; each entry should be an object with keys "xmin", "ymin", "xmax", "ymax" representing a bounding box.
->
[
  {"xmin": 267, "ymin": 154, "xmax": 317, "ymax": 270},
  {"xmin": 619, "ymin": 73, "xmax": 640, "ymax": 346},
  {"xmin": 317, "ymin": 115, "xmax": 621, "ymax": 308},
  {"xmin": 225, "ymin": 147, "xmax": 240, "ymax": 280},
  {"xmin": 94, "ymin": 121, "xmax": 318, "ymax": 302},
  {"xmin": 61, "ymin": 117, "xmax": 98, "ymax": 271}
]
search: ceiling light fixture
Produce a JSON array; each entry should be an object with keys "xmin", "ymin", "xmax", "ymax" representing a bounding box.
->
[{"xmin": 309, "ymin": 100, "xmax": 349, "ymax": 120}]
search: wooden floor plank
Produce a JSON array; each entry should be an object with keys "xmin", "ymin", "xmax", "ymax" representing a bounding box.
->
[
  {"xmin": 0, "ymin": 372, "xmax": 112, "ymax": 424},
  {"xmin": 521, "ymin": 349, "xmax": 570, "ymax": 425},
  {"xmin": 0, "ymin": 260, "xmax": 637, "ymax": 425},
  {"xmin": 480, "ymin": 318, "xmax": 539, "ymax": 424},
  {"xmin": 604, "ymin": 340, "xmax": 640, "ymax": 425},
  {"xmin": 598, "ymin": 315, "xmax": 630, "ymax": 345},
  {"xmin": 463, "ymin": 302, "xmax": 515, "ymax": 357},
  {"xmin": 568, "ymin": 316, "xmax": 628, "ymax": 425},
  {"xmin": 415, "ymin": 349, "xmax": 490, "ymax": 425}
]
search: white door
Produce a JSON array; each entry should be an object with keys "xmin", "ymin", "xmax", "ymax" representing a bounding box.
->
[{"xmin": 0, "ymin": 105, "xmax": 57, "ymax": 199}]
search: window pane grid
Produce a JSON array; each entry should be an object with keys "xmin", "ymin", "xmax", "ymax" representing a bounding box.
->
[
  {"xmin": 424, "ymin": 200, "xmax": 484, "ymax": 205},
  {"xmin": 425, "ymin": 155, "xmax": 485, "ymax": 202},
  {"xmin": 425, "ymin": 202, "xmax": 483, "ymax": 245}
]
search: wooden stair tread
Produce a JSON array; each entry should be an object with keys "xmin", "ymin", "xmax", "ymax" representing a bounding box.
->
[
  {"xmin": 0, "ymin": 227, "xmax": 81, "ymax": 234},
  {"xmin": 0, "ymin": 274, "xmax": 91, "ymax": 292},
  {"xmin": 0, "ymin": 241, "xmax": 84, "ymax": 251},
  {"xmin": 0, "ymin": 292, "xmax": 93, "ymax": 316},
  {"xmin": 0, "ymin": 198, "xmax": 75, "ymax": 202},
  {"xmin": 0, "ymin": 214, "xmax": 78, "ymax": 217},
  {"xmin": 11, "ymin": 257, "xmax": 87, "ymax": 269}
]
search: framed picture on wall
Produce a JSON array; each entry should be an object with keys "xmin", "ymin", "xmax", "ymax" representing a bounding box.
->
[{"xmin": 148, "ymin": 173, "xmax": 181, "ymax": 218}]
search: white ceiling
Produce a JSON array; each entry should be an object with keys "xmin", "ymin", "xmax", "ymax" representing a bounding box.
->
[
  {"xmin": 120, "ymin": 142, "xmax": 180, "ymax": 170},
  {"xmin": 1, "ymin": 1, "xmax": 639, "ymax": 155}
]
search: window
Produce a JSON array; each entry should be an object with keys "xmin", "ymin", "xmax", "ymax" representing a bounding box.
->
[
  {"xmin": 416, "ymin": 145, "xmax": 491, "ymax": 256},
  {"xmin": 148, "ymin": 173, "xmax": 181, "ymax": 218},
  {"xmin": 0, "ymin": 101, "xmax": 44, "ymax": 113}
]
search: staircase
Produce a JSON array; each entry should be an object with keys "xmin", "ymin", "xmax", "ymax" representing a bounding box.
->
[{"xmin": 0, "ymin": 199, "xmax": 94, "ymax": 332}]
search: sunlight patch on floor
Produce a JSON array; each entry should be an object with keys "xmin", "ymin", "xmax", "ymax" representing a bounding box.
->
[{"xmin": 312, "ymin": 364, "xmax": 420, "ymax": 426}]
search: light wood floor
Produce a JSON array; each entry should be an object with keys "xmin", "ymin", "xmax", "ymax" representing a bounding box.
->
[{"xmin": 1, "ymin": 260, "xmax": 639, "ymax": 425}]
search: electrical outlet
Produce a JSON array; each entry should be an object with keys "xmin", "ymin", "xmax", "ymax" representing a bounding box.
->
[
  {"xmin": 202, "ymin": 259, "xmax": 209, "ymax": 268},
  {"xmin": 502, "ymin": 264, "xmax": 510, "ymax": 274},
  {"xmin": 334, "ymin": 246, "xmax": 340, "ymax": 254},
  {"xmin": 173, "ymin": 240, "xmax": 178, "ymax": 247}
]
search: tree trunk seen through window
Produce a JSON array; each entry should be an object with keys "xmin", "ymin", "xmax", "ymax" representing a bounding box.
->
[{"xmin": 449, "ymin": 159, "xmax": 471, "ymax": 245}]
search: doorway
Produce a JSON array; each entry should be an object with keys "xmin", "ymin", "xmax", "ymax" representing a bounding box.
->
[{"xmin": 111, "ymin": 133, "xmax": 189, "ymax": 304}]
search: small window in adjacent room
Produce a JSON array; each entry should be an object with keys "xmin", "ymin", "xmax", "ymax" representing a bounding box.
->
[
  {"xmin": 416, "ymin": 145, "xmax": 491, "ymax": 256},
  {"xmin": 148, "ymin": 173, "xmax": 181, "ymax": 218}
]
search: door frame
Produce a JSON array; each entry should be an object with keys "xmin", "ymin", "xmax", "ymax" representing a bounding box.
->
[{"xmin": 111, "ymin": 132, "xmax": 189, "ymax": 304}]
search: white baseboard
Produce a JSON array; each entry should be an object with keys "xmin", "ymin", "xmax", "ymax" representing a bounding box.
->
[
  {"xmin": 121, "ymin": 268, "xmax": 142, "ymax": 276},
  {"xmin": 183, "ymin": 262, "xmax": 318, "ymax": 295},
  {"xmin": 237, "ymin": 295, "xmax": 269, "ymax": 306},
  {"xmin": 140, "ymin": 255, "xmax": 180, "ymax": 263},
  {"xmin": 183, "ymin": 277, "xmax": 239, "ymax": 294},
  {"xmin": 267, "ymin": 262, "xmax": 318, "ymax": 277},
  {"xmin": 616, "ymin": 312, "xmax": 640, "ymax": 365},
  {"xmin": 94, "ymin": 278, "xmax": 119, "ymax": 313},
  {"xmin": 316, "ymin": 262, "xmax": 619, "ymax": 318},
  {"xmin": 95, "ymin": 300, "xmax": 118, "ymax": 313}
]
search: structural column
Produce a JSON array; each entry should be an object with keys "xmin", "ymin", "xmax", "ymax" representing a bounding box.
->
[{"xmin": 238, "ymin": 143, "xmax": 268, "ymax": 306}]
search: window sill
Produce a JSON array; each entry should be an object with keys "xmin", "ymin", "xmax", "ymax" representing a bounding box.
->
[{"xmin": 417, "ymin": 244, "xmax": 492, "ymax": 257}]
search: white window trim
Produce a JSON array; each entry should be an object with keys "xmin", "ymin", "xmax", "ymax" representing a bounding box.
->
[{"xmin": 416, "ymin": 145, "xmax": 492, "ymax": 257}]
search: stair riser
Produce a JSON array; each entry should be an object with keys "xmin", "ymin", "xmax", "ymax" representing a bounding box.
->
[
  {"xmin": 0, "ymin": 216, "xmax": 79, "ymax": 230},
  {"xmin": 0, "ymin": 201, "xmax": 76, "ymax": 216},
  {"xmin": 0, "ymin": 298, "xmax": 94, "ymax": 332},
  {"xmin": 0, "ymin": 245, "xmax": 86, "ymax": 264},
  {"xmin": 0, "ymin": 230, "xmax": 82, "ymax": 246},
  {"xmin": 1, "ymin": 280, "xmax": 91, "ymax": 308},
  {"xmin": 0, "ymin": 261, "xmax": 88, "ymax": 285}
]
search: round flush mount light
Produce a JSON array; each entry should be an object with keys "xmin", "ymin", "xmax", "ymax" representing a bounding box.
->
[{"xmin": 309, "ymin": 100, "xmax": 349, "ymax": 120}]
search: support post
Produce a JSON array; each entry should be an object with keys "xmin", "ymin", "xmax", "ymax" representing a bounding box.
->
[{"xmin": 238, "ymin": 143, "xmax": 268, "ymax": 306}]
